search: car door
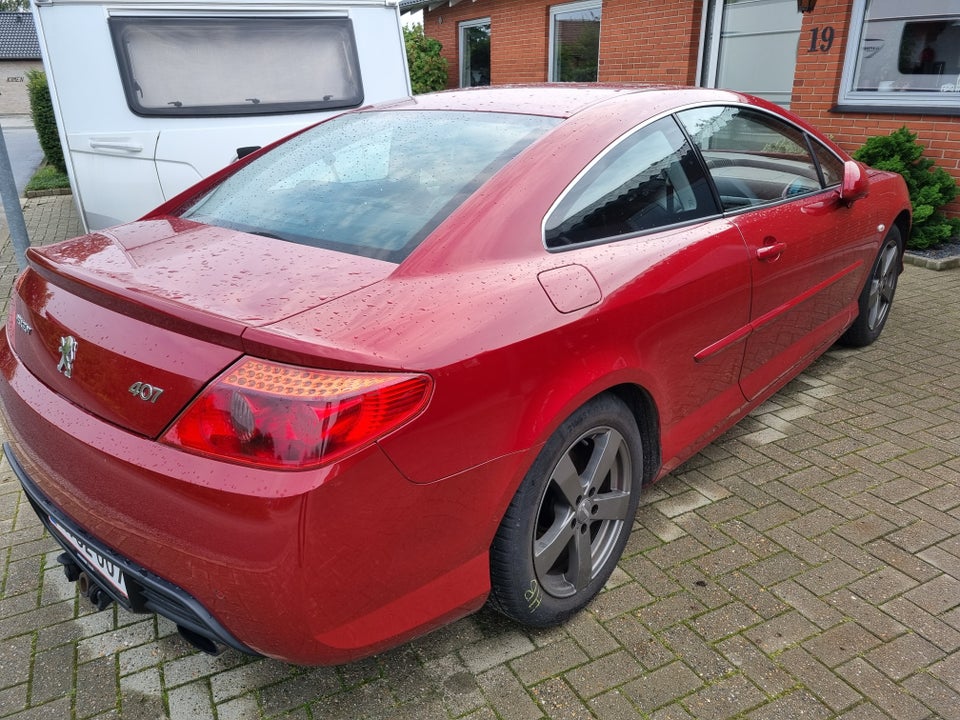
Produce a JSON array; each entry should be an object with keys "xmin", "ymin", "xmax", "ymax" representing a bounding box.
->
[
  {"xmin": 677, "ymin": 105, "xmax": 877, "ymax": 401},
  {"xmin": 543, "ymin": 115, "xmax": 754, "ymax": 468}
]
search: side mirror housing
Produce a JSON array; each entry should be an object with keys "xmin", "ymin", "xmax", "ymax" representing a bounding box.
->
[{"xmin": 839, "ymin": 160, "xmax": 870, "ymax": 206}]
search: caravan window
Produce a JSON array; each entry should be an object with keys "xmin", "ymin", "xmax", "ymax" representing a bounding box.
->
[{"xmin": 109, "ymin": 16, "xmax": 364, "ymax": 116}]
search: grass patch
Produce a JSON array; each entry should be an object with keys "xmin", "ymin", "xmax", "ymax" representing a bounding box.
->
[{"xmin": 25, "ymin": 164, "xmax": 70, "ymax": 193}]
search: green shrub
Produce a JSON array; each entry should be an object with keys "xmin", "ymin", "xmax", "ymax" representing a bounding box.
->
[
  {"xmin": 852, "ymin": 126, "xmax": 959, "ymax": 250},
  {"xmin": 26, "ymin": 70, "xmax": 67, "ymax": 175},
  {"xmin": 403, "ymin": 25, "xmax": 448, "ymax": 95}
]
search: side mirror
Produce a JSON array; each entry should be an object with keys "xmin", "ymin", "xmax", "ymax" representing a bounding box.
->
[{"xmin": 839, "ymin": 160, "xmax": 870, "ymax": 206}]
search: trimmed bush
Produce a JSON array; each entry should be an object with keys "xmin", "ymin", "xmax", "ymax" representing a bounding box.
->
[
  {"xmin": 853, "ymin": 126, "xmax": 959, "ymax": 250},
  {"xmin": 26, "ymin": 69, "xmax": 67, "ymax": 175},
  {"xmin": 403, "ymin": 25, "xmax": 448, "ymax": 95}
]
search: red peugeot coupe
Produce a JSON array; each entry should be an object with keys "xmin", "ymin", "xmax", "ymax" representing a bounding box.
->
[{"xmin": 1, "ymin": 85, "xmax": 910, "ymax": 664}]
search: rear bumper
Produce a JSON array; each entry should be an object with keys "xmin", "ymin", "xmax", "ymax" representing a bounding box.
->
[
  {"xmin": 0, "ymin": 325, "xmax": 527, "ymax": 664},
  {"xmin": 7, "ymin": 444, "xmax": 255, "ymax": 656}
]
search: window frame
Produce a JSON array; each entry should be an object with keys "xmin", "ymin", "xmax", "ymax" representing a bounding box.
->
[
  {"xmin": 837, "ymin": 0, "xmax": 960, "ymax": 115},
  {"xmin": 458, "ymin": 17, "xmax": 492, "ymax": 88},
  {"xmin": 548, "ymin": 0, "xmax": 603, "ymax": 83},
  {"xmin": 109, "ymin": 15, "xmax": 365, "ymax": 117}
]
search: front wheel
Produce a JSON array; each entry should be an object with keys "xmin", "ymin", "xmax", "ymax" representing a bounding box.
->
[
  {"xmin": 839, "ymin": 225, "xmax": 902, "ymax": 347},
  {"xmin": 488, "ymin": 394, "xmax": 643, "ymax": 627}
]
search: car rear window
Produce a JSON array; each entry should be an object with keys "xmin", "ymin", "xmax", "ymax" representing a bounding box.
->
[
  {"xmin": 110, "ymin": 16, "xmax": 363, "ymax": 116},
  {"xmin": 180, "ymin": 110, "xmax": 560, "ymax": 262}
]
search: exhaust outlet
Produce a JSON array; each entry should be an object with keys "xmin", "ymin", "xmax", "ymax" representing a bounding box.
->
[{"xmin": 177, "ymin": 626, "xmax": 224, "ymax": 656}]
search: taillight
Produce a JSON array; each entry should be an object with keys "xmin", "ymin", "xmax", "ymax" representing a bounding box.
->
[{"xmin": 162, "ymin": 358, "xmax": 432, "ymax": 469}]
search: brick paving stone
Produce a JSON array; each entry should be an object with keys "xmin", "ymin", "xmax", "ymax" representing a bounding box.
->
[
  {"xmin": 661, "ymin": 624, "xmax": 733, "ymax": 681},
  {"xmin": 745, "ymin": 689, "xmax": 832, "ymax": 720},
  {"xmin": 166, "ymin": 680, "xmax": 216, "ymax": 720},
  {"xmin": 530, "ymin": 677, "xmax": 592, "ymax": 720},
  {"xmin": 881, "ymin": 596, "xmax": 960, "ymax": 653},
  {"xmin": 801, "ymin": 620, "xmax": 883, "ymax": 668},
  {"xmin": 903, "ymin": 672, "xmax": 960, "ymax": 720},
  {"xmin": 770, "ymin": 579, "xmax": 844, "ymax": 629},
  {"xmin": 682, "ymin": 674, "xmax": 766, "ymax": 720},
  {"xmin": 838, "ymin": 658, "xmax": 930, "ymax": 720},
  {"xmin": 622, "ymin": 660, "xmax": 702, "ymax": 714},
  {"xmin": 75, "ymin": 655, "xmax": 118, "ymax": 719},
  {"xmin": 29, "ymin": 643, "xmax": 74, "ymax": 706},
  {"xmin": 476, "ymin": 666, "xmax": 543, "ymax": 720},
  {"xmin": 509, "ymin": 639, "xmax": 589, "ymax": 687},
  {"xmin": 778, "ymin": 646, "xmax": 862, "ymax": 712},
  {"xmin": 864, "ymin": 632, "xmax": 945, "ymax": 681},
  {"xmin": 562, "ymin": 611, "xmax": 620, "ymax": 659},
  {"xmin": 716, "ymin": 635, "xmax": 794, "ymax": 696}
]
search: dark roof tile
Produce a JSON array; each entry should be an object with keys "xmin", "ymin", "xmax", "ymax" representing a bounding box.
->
[{"xmin": 0, "ymin": 12, "xmax": 40, "ymax": 60}]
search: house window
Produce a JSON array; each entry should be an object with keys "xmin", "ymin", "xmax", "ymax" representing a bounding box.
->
[
  {"xmin": 838, "ymin": 0, "xmax": 960, "ymax": 112},
  {"xmin": 549, "ymin": 1, "xmax": 602, "ymax": 82},
  {"xmin": 109, "ymin": 16, "xmax": 363, "ymax": 116},
  {"xmin": 459, "ymin": 19, "xmax": 491, "ymax": 87}
]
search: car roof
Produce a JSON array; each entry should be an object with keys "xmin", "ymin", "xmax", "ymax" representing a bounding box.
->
[{"xmin": 375, "ymin": 84, "xmax": 742, "ymax": 119}]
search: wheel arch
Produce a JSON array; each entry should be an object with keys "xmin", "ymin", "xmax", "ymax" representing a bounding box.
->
[
  {"xmin": 893, "ymin": 210, "xmax": 911, "ymax": 257},
  {"xmin": 601, "ymin": 383, "xmax": 662, "ymax": 487}
]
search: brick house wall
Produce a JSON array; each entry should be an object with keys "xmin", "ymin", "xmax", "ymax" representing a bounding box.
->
[
  {"xmin": 422, "ymin": 0, "xmax": 703, "ymax": 86},
  {"xmin": 419, "ymin": 0, "xmax": 959, "ymax": 216},
  {"xmin": 793, "ymin": 0, "xmax": 960, "ymax": 215}
]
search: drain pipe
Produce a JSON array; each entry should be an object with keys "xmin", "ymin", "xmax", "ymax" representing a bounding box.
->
[{"xmin": 0, "ymin": 126, "xmax": 30, "ymax": 270}]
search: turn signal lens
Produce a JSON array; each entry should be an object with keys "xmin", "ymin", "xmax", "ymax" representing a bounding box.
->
[{"xmin": 162, "ymin": 358, "xmax": 432, "ymax": 469}]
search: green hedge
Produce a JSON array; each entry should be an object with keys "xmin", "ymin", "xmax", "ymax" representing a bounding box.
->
[{"xmin": 26, "ymin": 69, "xmax": 67, "ymax": 175}]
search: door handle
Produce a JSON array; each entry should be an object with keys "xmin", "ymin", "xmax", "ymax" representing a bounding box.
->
[
  {"xmin": 756, "ymin": 241, "xmax": 786, "ymax": 261},
  {"xmin": 89, "ymin": 141, "xmax": 143, "ymax": 153}
]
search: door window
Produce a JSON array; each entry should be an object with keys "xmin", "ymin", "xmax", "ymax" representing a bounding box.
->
[
  {"xmin": 544, "ymin": 117, "xmax": 718, "ymax": 248},
  {"xmin": 677, "ymin": 106, "xmax": 824, "ymax": 211}
]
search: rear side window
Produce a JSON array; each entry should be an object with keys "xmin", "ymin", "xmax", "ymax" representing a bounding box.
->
[
  {"xmin": 677, "ymin": 106, "xmax": 824, "ymax": 210},
  {"xmin": 109, "ymin": 17, "xmax": 363, "ymax": 116},
  {"xmin": 544, "ymin": 116, "xmax": 718, "ymax": 248}
]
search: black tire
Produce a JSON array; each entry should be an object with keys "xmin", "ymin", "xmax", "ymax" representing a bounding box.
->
[
  {"xmin": 839, "ymin": 225, "xmax": 903, "ymax": 348},
  {"xmin": 488, "ymin": 394, "xmax": 643, "ymax": 627}
]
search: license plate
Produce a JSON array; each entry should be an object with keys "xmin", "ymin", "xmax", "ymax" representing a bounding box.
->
[{"xmin": 49, "ymin": 517, "xmax": 129, "ymax": 600}]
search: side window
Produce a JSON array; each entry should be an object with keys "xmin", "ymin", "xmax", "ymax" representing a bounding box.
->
[
  {"xmin": 677, "ymin": 106, "xmax": 824, "ymax": 211},
  {"xmin": 811, "ymin": 141, "xmax": 845, "ymax": 187},
  {"xmin": 544, "ymin": 117, "xmax": 719, "ymax": 248}
]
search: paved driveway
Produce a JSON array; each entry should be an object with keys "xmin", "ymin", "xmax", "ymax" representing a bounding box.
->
[{"xmin": 1, "ymin": 196, "xmax": 958, "ymax": 719}]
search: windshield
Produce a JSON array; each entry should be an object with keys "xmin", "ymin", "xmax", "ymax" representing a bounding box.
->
[{"xmin": 181, "ymin": 110, "xmax": 560, "ymax": 262}]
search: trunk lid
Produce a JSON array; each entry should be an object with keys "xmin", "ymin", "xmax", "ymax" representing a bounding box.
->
[{"xmin": 11, "ymin": 218, "xmax": 395, "ymax": 437}]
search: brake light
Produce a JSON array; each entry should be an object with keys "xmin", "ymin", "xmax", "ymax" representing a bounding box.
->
[{"xmin": 162, "ymin": 358, "xmax": 432, "ymax": 469}]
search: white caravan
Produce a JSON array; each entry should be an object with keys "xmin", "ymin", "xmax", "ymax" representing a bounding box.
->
[{"xmin": 32, "ymin": 0, "xmax": 412, "ymax": 231}]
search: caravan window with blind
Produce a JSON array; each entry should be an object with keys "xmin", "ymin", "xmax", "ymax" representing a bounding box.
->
[{"xmin": 109, "ymin": 16, "xmax": 364, "ymax": 116}]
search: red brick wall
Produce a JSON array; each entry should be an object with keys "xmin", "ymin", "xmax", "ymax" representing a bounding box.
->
[
  {"xmin": 419, "ymin": 0, "xmax": 958, "ymax": 217},
  {"xmin": 422, "ymin": 0, "xmax": 549, "ymax": 87},
  {"xmin": 421, "ymin": 0, "xmax": 699, "ymax": 87},
  {"xmin": 791, "ymin": 0, "xmax": 960, "ymax": 215},
  {"xmin": 597, "ymin": 0, "xmax": 701, "ymax": 84}
]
